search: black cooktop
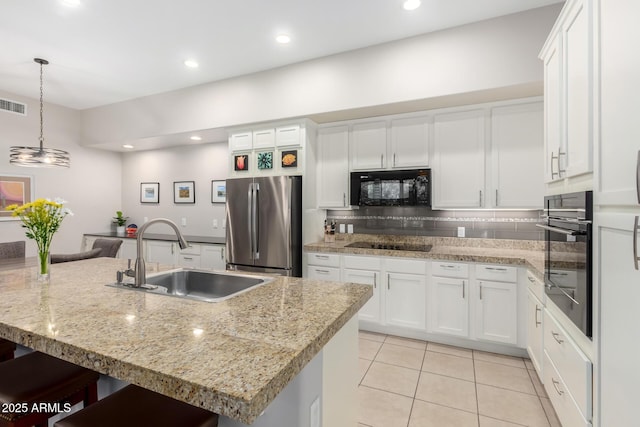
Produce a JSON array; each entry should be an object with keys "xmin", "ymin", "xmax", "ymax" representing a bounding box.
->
[{"xmin": 345, "ymin": 241, "xmax": 433, "ymax": 252}]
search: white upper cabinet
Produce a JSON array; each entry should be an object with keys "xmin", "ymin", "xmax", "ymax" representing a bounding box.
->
[
  {"xmin": 317, "ymin": 126, "xmax": 350, "ymax": 209},
  {"xmin": 350, "ymin": 121, "xmax": 388, "ymax": 170},
  {"xmin": 390, "ymin": 116, "xmax": 429, "ymax": 168},
  {"xmin": 275, "ymin": 125, "xmax": 301, "ymax": 147},
  {"xmin": 540, "ymin": 0, "xmax": 592, "ymax": 184},
  {"xmin": 432, "ymin": 109, "xmax": 486, "ymax": 208},
  {"xmin": 252, "ymin": 129, "xmax": 275, "ymax": 149},
  {"xmin": 491, "ymin": 102, "xmax": 544, "ymax": 208},
  {"xmin": 229, "ymin": 131, "xmax": 253, "ymax": 152}
]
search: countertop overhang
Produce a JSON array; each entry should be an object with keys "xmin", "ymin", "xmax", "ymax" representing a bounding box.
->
[{"xmin": 0, "ymin": 258, "xmax": 371, "ymax": 424}]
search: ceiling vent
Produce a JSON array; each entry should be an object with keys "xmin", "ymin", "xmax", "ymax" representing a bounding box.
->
[{"xmin": 0, "ymin": 98, "xmax": 27, "ymax": 116}]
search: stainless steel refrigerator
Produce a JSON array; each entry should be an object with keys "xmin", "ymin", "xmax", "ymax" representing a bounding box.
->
[{"xmin": 225, "ymin": 175, "xmax": 302, "ymax": 277}]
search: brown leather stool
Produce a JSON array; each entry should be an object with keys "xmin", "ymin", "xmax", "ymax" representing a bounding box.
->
[
  {"xmin": 0, "ymin": 339, "xmax": 16, "ymax": 362},
  {"xmin": 54, "ymin": 384, "xmax": 219, "ymax": 427},
  {"xmin": 0, "ymin": 352, "xmax": 99, "ymax": 427}
]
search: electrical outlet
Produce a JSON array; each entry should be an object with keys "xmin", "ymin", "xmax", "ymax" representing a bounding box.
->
[
  {"xmin": 457, "ymin": 226, "xmax": 465, "ymax": 238},
  {"xmin": 222, "ymin": 218, "xmax": 226, "ymax": 229},
  {"xmin": 143, "ymin": 217, "xmax": 148, "ymax": 223},
  {"xmin": 347, "ymin": 224, "xmax": 354, "ymax": 234},
  {"xmin": 213, "ymin": 219, "xmax": 218, "ymax": 228},
  {"xmin": 310, "ymin": 397, "xmax": 320, "ymax": 427},
  {"xmin": 181, "ymin": 217, "xmax": 187, "ymax": 227},
  {"xmin": 339, "ymin": 224, "xmax": 345, "ymax": 233}
]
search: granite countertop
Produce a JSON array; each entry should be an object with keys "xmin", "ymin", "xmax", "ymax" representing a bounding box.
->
[
  {"xmin": 304, "ymin": 234, "xmax": 550, "ymax": 279},
  {"xmin": 0, "ymin": 258, "xmax": 371, "ymax": 424},
  {"xmin": 85, "ymin": 232, "xmax": 225, "ymax": 245}
]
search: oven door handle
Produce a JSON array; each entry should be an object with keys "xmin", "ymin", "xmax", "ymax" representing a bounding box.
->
[{"xmin": 535, "ymin": 224, "xmax": 583, "ymax": 236}]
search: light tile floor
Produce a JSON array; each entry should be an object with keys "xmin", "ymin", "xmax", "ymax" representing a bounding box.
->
[{"xmin": 358, "ymin": 331, "xmax": 562, "ymax": 427}]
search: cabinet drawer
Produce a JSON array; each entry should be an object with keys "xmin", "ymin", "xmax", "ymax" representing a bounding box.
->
[
  {"xmin": 307, "ymin": 252, "xmax": 340, "ymax": 268},
  {"xmin": 544, "ymin": 310, "xmax": 592, "ymax": 419},
  {"xmin": 385, "ymin": 258, "xmax": 426, "ymax": 275},
  {"xmin": 344, "ymin": 255, "xmax": 382, "ymax": 270},
  {"xmin": 526, "ymin": 270, "xmax": 545, "ymax": 302},
  {"xmin": 476, "ymin": 264, "xmax": 517, "ymax": 282},
  {"xmin": 543, "ymin": 352, "xmax": 591, "ymax": 427},
  {"xmin": 432, "ymin": 261, "xmax": 469, "ymax": 278},
  {"xmin": 179, "ymin": 254, "xmax": 201, "ymax": 268},
  {"xmin": 307, "ymin": 266, "xmax": 340, "ymax": 281}
]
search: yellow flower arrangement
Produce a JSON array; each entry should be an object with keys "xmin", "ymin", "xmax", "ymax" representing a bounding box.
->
[{"xmin": 6, "ymin": 198, "xmax": 73, "ymax": 279}]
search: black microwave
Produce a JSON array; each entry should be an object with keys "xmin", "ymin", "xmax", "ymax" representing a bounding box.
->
[{"xmin": 350, "ymin": 169, "xmax": 431, "ymax": 207}]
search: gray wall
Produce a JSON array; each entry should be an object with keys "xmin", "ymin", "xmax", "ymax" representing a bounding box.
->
[{"xmin": 0, "ymin": 89, "xmax": 122, "ymax": 255}]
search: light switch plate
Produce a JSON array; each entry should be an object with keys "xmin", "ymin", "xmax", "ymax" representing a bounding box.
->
[
  {"xmin": 213, "ymin": 219, "xmax": 218, "ymax": 228},
  {"xmin": 181, "ymin": 217, "xmax": 187, "ymax": 227},
  {"xmin": 457, "ymin": 227, "xmax": 465, "ymax": 238},
  {"xmin": 347, "ymin": 224, "xmax": 354, "ymax": 234},
  {"xmin": 310, "ymin": 397, "xmax": 320, "ymax": 427},
  {"xmin": 339, "ymin": 224, "xmax": 345, "ymax": 233}
]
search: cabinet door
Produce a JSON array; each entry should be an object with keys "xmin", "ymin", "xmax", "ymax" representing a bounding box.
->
[
  {"xmin": 275, "ymin": 125, "xmax": 301, "ymax": 147},
  {"xmin": 118, "ymin": 239, "xmax": 137, "ymax": 260},
  {"xmin": 526, "ymin": 289, "xmax": 544, "ymax": 375},
  {"xmin": 542, "ymin": 33, "xmax": 564, "ymax": 183},
  {"xmin": 83, "ymin": 235, "xmax": 97, "ymax": 251},
  {"xmin": 343, "ymin": 268, "xmax": 381, "ymax": 324},
  {"xmin": 491, "ymin": 102, "xmax": 544, "ymax": 208},
  {"xmin": 229, "ymin": 132, "xmax": 253, "ymax": 152},
  {"xmin": 475, "ymin": 280, "xmax": 517, "ymax": 345},
  {"xmin": 429, "ymin": 276, "xmax": 469, "ymax": 338},
  {"xmin": 563, "ymin": 0, "xmax": 591, "ymax": 178},
  {"xmin": 390, "ymin": 116, "xmax": 429, "ymax": 168},
  {"xmin": 432, "ymin": 110, "xmax": 485, "ymax": 208},
  {"xmin": 145, "ymin": 240, "xmax": 176, "ymax": 265},
  {"xmin": 350, "ymin": 121, "xmax": 387, "ymax": 170},
  {"xmin": 597, "ymin": 0, "xmax": 640, "ymax": 206},
  {"xmin": 202, "ymin": 245, "xmax": 226, "ymax": 270},
  {"xmin": 597, "ymin": 213, "xmax": 640, "ymax": 426},
  {"xmin": 385, "ymin": 272, "xmax": 426, "ymax": 330},
  {"xmin": 253, "ymin": 129, "xmax": 275, "ymax": 149},
  {"xmin": 178, "ymin": 254, "xmax": 201, "ymax": 268},
  {"xmin": 318, "ymin": 126, "xmax": 349, "ymax": 208}
]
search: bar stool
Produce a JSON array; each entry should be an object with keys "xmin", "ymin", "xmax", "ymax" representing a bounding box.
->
[
  {"xmin": 0, "ymin": 352, "xmax": 99, "ymax": 427},
  {"xmin": 0, "ymin": 339, "xmax": 16, "ymax": 362},
  {"xmin": 54, "ymin": 384, "xmax": 219, "ymax": 427}
]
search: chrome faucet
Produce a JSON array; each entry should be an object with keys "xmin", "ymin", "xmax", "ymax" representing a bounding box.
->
[{"xmin": 134, "ymin": 218, "xmax": 189, "ymax": 287}]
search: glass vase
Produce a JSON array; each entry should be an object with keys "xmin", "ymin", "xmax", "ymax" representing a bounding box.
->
[{"xmin": 37, "ymin": 251, "xmax": 50, "ymax": 282}]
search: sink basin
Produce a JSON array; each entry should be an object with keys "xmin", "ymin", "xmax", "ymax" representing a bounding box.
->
[{"xmin": 107, "ymin": 269, "xmax": 273, "ymax": 302}]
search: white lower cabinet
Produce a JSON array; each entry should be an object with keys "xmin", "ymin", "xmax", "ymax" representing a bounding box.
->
[
  {"xmin": 476, "ymin": 279, "xmax": 518, "ymax": 345},
  {"xmin": 526, "ymin": 271, "xmax": 545, "ymax": 377},
  {"xmin": 429, "ymin": 261, "xmax": 469, "ymax": 338},
  {"xmin": 343, "ymin": 255, "xmax": 382, "ymax": 324},
  {"xmin": 385, "ymin": 271, "xmax": 427, "ymax": 330},
  {"xmin": 145, "ymin": 240, "xmax": 176, "ymax": 265},
  {"xmin": 201, "ymin": 244, "xmax": 226, "ymax": 270}
]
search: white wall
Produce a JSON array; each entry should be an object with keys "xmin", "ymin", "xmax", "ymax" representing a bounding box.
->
[
  {"xmin": 0, "ymin": 90, "xmax": 122, "ymax": 255},
  {"xmin": 81, "ymin": 5, "xmax": 562, "ymax": 148},
  {"xmin": 121, "ymin": 142, "xmax": 228, "ymax": 237}
]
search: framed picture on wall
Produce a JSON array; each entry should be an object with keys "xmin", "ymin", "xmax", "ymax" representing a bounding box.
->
[
  {"xmin": 281, "ymin": 150, "xmax": 298, "ymax": 168},
  {"xmin": 140, "ymin": 182, "xmax": 160, "ymax": 203},
  {"xmin": 234, "ymin": 154, "xmax": 249, "ymax": 171},
  {"xmin": 174, "ymin": 181, "xmax": 195, "ymax": 204},
  {"xmin": 0, "ymin": 175, "xmax": 33, "ymax": 220},
  {"xmin": 211, "ymin": 180, "xmax": 226, "ymax": 203}
]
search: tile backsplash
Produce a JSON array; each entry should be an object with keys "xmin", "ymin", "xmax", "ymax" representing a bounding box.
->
[{"xmin": 326, "ymin": 207, "xmax": 544, "ymax": 241}]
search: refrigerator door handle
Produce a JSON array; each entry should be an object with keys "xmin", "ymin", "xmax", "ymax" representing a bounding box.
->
[
  {"xmin": 254, "ymin": 183, "xmax": 260, "ymax": 260},
  {"xmin": 247, "ymin": 183, "xmax": 254, "ymax": 261}
]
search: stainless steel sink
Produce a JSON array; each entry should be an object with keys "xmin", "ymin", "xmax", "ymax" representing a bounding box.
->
[{"xmin": 107, "ymin": 269, "xmax": 273, "ymax": 302}]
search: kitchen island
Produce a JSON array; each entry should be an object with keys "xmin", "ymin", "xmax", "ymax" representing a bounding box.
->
[{"xmin": 0, "ymin": 257, "xmax": 371, "ymax": 426}]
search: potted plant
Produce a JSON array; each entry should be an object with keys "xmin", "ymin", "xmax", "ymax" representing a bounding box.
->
[{"xmin": 113, "ymin": 211, "xmax": 129, "ymax": 236}]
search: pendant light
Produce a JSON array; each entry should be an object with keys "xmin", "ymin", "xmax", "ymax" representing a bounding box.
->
[{"xmin": 10, "ymin": 58, "xmax": 71, "ymax": 168}]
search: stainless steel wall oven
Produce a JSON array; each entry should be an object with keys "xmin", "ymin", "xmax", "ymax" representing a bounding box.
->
[{"xmin": 537, "ymin": 191, "xmax": 593, "ymax": 339}]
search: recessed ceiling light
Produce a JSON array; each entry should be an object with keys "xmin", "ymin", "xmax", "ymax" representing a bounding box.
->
[
  {"xmin": 61, "ymin": 0, "xmax": 81, "ymax": 7},
  {"xmin": 122, "ymin": 144, "xmax": 134, "ymax": 149},
  {"xmin": 403, "ymin": 0, "xmax": 421, "ymax": 11},
  {"xmin": 184, "ymin": 59, "xmax": 199, "ymax": 68},
  {"xmin": 190, "ymin": 136, "xmax": 202, "ymax": 141},
  {"xmin": 275, "ymin": 34, "xmax": 291, "ymax": 44}
]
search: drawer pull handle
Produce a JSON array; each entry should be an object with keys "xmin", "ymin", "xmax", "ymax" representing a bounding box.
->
[
  {"xmin": 535, "ymin": 305, "xmax": 542, "ymax": 327},
  {"xmin": 485, "ymin": 267, "xmax": 508, "ymax": 272},
  {"xmin": 373, "ymin": 273, "xmax": 377, "ymax": 289},
  {"xmin": 183, "ymin": 257, "xmax": 193, "ymax": 260},
  {"xmin": 440, "ymin": 265, "xmax": 457, "ymax": 269},
  {"xmin": 387, "ymin": 273, "xmax": 390, "ymax": 290},
  {"xmin": 315, "ymin": 255, "xmax": 329, "ymax": 260},
  {"xmin": 479, "ymin": 283, "xmax": 483, "ymax": 300},
  {"xmin": 462, "ymin": 280, "xmax": 465, "ymax": 299},
  {"xmin": 551, "ymin": 331, "xmax": 564, "ymax": 344},
  {"xmin": 316, "ymin": 269, "xmax": 330, "ymax": 274},
  {"xmin": 551, "ymin": 378, "xmax": 564, "ymax": 396}
]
